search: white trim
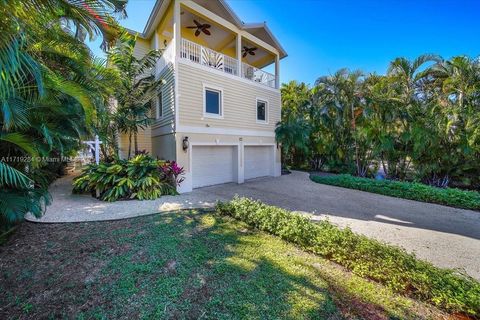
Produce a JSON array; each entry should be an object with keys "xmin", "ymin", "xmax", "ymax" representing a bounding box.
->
[
  {"xmin": 177, "ymin": 125, "xmax": 275, "ymax": 137},
  {"xmin": 203, "ymin": 84, "xmax": 224, "ymax": 118},
  {"xmin": 173, "ymin": 0, "xmax": 181, "ymax": 132},
  {"xmin": 255, "ymin": 97, "xmax": 269, "ymax": 124},
  {"xmin": 179, "ymin": 59, "xmax": 280, "ymax": 93},
  {"xmin": 156, "ymin": 89, "xmax": 164, "ymax": 119},
  {"xmin": 243, "ymin": 142, "xmax": 275, "ymax": 146}
]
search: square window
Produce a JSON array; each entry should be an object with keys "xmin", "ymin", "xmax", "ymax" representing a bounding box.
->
[
  {"xmin": 205, "ymin": 88, "xmax": 221, "ymax": 115},
  {"xmin": 156, "ymin": 91, "xmax": 163, "ymax": 119},
  {"xmin": 257, "ymin": 100, "xmax": 267, "ymax": 122}
]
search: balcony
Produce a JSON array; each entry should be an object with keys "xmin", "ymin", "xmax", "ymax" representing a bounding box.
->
[{"xmin": 180, "ymin": 39, "xmax": 277, "ymax": 89}]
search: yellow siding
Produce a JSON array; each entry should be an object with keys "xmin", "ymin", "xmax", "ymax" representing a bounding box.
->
[
  {"xmin": 133, "ymin": 38, "xmax": 151, "ymax": 59},
  {"xmin": 118, "ymin": 127, "xmax": 152, "ymax": 159},
  {"xmin": 177, "ymin": 61, "xmax": 281, "ymax": 132}
]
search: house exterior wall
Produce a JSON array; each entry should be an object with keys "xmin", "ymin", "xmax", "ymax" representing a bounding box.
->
[
  {"xmin": 152, "ymin": 133, "xmax": 176, "ymax": 161},
  {"xmin": 152, "ymin": 63, "xmax": 176, "ymax": 134},
  {"xmin": 133, "ymin": 38, "xmax": 151, "ymax": 59},
  {"xmin": 116, "ymin": 0, "xmax": 284, "ymax": 192},
  {"xmin": 174, "ymin": 132, "xmax": 281, "ymax": 193},
  {"xmin": 118, "ymin": 128, "xmax": 153, "ymax": 159},
  {"xmin": 177, "ymin": 61, "xmax": 281, "ymax": 133}
]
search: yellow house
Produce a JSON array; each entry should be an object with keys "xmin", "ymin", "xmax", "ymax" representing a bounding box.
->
[{"xmin": 118, "ymin": 0, "xmax": 287, "ymax": 192}]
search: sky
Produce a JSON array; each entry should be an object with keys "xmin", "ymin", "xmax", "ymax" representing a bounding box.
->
[{"xmin": 90, "ymin": 0, "xmax": 480, "ymax": 85}]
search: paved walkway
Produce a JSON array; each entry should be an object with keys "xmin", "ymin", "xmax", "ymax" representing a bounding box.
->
[{"xmin": 27, "ymin": 171, "xmax": 480, "ymax": 280}]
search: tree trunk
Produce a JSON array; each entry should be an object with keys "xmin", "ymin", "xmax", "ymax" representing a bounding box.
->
[
  {"xmin": 134, "ymin": 132, "xmax": 138, "ymax": 155},
  {"xmin": 127, "ymin": 132, "xmax": 132, "ymax": 159}
]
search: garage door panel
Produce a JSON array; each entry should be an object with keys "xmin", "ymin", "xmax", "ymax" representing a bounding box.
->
[
  {"xmin": 192, "ymin": 146, "xmax": 235, "ymax": 188},
  {"xmin": 244, "ymin": 146, "xmax": 273, "ymax": 180}
]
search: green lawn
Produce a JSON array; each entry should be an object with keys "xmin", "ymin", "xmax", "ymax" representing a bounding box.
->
[{"xmin": 0, "ymin": 210, "xmax": 444, "ymax": 319}]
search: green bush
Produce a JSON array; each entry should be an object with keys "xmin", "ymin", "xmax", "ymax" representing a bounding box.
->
[
  {"xmin": 73, "ymin": 154, "xmax": 182, "ymax": 202},
  {"xmin": 310, "ymin": 174, "xmax": 480, "ymax": 210},
  {"xmin": 216, "ymin": 197, "xmax": 480, "ymax": 316}
]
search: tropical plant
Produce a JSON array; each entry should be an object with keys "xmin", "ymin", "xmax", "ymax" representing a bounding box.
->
[
  {"xmin": 108, "ymin": 33, "xmax": 163, "ymax": 158},
  {"xmin": 73, "ymin": 154, "xmax": 181, "ymax": 201},
  {"xmin": 0, "ymin": 0, "xmax": 126, "ymax": 228},
  {"xmin": 277, "ymin": 54, "xmax": 480, "ymax": 190}
]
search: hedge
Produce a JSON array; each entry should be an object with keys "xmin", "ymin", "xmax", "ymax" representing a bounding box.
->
[
  {"xmin": 310, "ymin": 174, "xmax": 480, "ymax": 210},
  {"xmin": 215, "ymin": 197, "xmax": 480, "ymax": 317}
]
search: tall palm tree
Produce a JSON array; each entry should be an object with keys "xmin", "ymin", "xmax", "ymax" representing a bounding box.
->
[
  {"xmin": 378, "ymin": 54, "xmax": 442, "ymax": 179},
  {"xmin": 312, "ymin": 69, "xmax": 365, "ymax": 175}
]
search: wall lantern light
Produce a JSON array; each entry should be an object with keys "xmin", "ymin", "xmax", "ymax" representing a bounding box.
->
[{"xmin": 182, "ymin": 136, "xmax": 189, "ymax": 151}]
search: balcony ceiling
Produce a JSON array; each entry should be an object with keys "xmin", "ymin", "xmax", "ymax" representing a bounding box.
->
[{"xmin": 181, "ymin": 10, "xmax": 274, "ymax": 68}]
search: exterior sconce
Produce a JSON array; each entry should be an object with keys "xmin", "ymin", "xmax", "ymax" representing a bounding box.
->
[{"xmin": 182, "ymin": 136, "xmax": 189, "ymax": 152}]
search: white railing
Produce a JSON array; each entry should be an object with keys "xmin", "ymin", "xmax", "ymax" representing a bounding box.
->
[
  {"xmin": 241, "ymin": 63, "xmax": 276, "ymax": 88},
  {"xmin": 157, "ymin": 40, "xmax": 175, "ymax": 76},
  {"xmin": 181, "ymin": 38, "xmax": 276, "ymax": 88},
  {"xmin": 181, "ymin": 38, "xmax": 237, "ymax": 76}
]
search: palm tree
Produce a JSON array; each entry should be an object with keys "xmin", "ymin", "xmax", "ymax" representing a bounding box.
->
[
  {"xmin": 275, "ymin": 114, "xmax": 310, "ymax": 168},
  {"xmin": 312, "ymin": 69, "xmax": 365, "ymax": 175},
  {"xmin": 108, "ymin": 32, "xmax": 163, "ymax": 158},
  {"xmin": 378, "ymin": 54, "xmax": 442, "ymax": 179},
  {"xmin": 0, "ymin": 0, "xmax": 126, "ymax": 227}
]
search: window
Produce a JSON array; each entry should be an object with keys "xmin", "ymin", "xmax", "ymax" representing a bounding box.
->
[
  {"xmin": 204, "ymin": 87, "xmax": 222, "ymax": 117},
  {"xmin": 156, "ymin": 91, "xmax": 163, "ymax": 119},
  {"xmin": 256, "ymin": 99, "xmax": 268, "ymax": 122}
]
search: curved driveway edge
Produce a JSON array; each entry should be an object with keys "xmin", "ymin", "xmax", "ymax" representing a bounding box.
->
[
  {"xmin": 27, "ymin": 171, "xmax": 480, "ymax": 280},
  {"xmin": 25, "ymin": 174, "xmax": 222, "ymax": 223}
]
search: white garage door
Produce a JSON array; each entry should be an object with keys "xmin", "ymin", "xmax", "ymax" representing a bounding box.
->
[
  {"xmin": 192, "ymin": 146, "xmax": 235, "ymax": 188},
  {"xmin": 244, "ymin": 146, "xmax": 273, "ymax": 180}
]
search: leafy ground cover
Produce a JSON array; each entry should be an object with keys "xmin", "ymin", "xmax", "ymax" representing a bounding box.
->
[
  {"xmin": 217, "ymin": 197, "xmax": 480, "ymax": 317},
  {"xmin": 0, "ymin": 211, "xmax": 447, "ymax": 319},
  {"xmin": 310, "ymin": 174, "xmax": 480, "ymax": 210},
  {"xmin": 73, "ymin": 154, "xmax": 184, "ymax": 202}
]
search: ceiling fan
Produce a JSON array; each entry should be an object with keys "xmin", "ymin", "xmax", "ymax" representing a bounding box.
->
[
  {"xmin": 242, "ymin": 46, "xmax": 257, "ymax": 58},
  {"xmin": 187, "ymin": 19, "xmax": 211, "ymax": 37}
]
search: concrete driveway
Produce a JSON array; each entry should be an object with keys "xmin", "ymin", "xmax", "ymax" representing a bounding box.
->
[
  {"xmin": 198, "ymin": 171, "xmax": 480, "ymax": 280},
  {"xmin": 28, "ymin": 171, "xmax": 480, "ymax": 280}
]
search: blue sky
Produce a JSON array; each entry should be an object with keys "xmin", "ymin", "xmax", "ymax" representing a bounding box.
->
[{"xmin": 90, "ymin": 0, "xmax": 480, "ymax": 85}]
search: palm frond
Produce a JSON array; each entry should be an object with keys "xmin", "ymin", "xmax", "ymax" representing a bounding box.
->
[{"xmin": 0, "ymin": 162, "xmax": 32, "ymax": 188}]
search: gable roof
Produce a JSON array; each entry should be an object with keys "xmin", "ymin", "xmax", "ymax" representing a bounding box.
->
[{"xmin": 134, "ymin": 0, "xmax": 287, "ymax": 59}]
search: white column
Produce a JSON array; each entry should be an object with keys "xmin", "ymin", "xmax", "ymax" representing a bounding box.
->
[
  {"xmin": 236, "ymin": 34, "xmax": 242, "ymax": 77},
  {"xmin": 173, "ymin": 0, "xmax": 181, "ymax": 59},
  {"xmin": 275, "ymin": 54, "xmax": 280, "ymax": 89},
  {"xmin": 153, "ymin": 31, "xmax": 159, "ymax": 77},
  {"xmin": 238, "ymin": 139, "xmax": 244, "ymax": 184}
]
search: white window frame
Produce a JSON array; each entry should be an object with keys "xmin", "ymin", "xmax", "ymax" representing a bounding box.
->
[
  {"xmin": 256, "ymin": 97, "xmax": 268, "ymax": 124},
  {"xmin": 203, "ymin": 83, "xmax": 223, "ymax": 119},
  {"xmin": 156, "ymin": 89, "xmax": 164, "ymax": 120}
]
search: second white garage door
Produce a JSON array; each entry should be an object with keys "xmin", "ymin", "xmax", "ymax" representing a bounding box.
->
[
  {"xmin": 244, "ymin": 145, "xmax": 273, "ymax": 180},
  {"xmin": 192, "ymin": 146, "xmax": 235, "ymax": 188}
]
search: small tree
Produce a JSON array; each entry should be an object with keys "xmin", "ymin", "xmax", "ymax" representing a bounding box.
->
[{"xmin": 108, "ymin": 32, "xmax": 163, "ymax": 158}]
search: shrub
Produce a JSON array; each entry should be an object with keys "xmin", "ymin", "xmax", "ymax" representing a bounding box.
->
[
  {"xmin": 216, "ymin": 197, "xmax": 480, "ymax": 316},
  {"xmin": 73, "ymin": 154, "xmax": 183, "ymax": 202},
  {"xmin": 310, "ymin": 174, "xmax": 480, "ymax": 210}
]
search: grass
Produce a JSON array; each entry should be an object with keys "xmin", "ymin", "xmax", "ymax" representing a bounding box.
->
[
  {"xmin": 310, "ymin": 174, "xmax": 480, "ymax": 210},
  {"xmin": 0, "ymin": 210, "xmax": 446, "ymax": 319},
  {"xmin": 217, "ymin": 197, "xmax": 480, "ymax": 317}
]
